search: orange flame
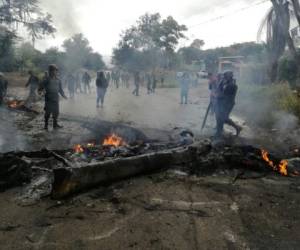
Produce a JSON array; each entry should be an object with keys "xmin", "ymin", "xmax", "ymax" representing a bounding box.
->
[
  {"xmin": 74, "ymin": 144, "xmax": 84, "ymax": 154},
  {"xmin": 103, "ymin": 133, "xmax": 127, "ymax": 147},
  {"xmin": 8, "ymin": 100, "xmax": 20, "ymax": 108},
  {"xmin": 261, "ymin": 149, "xmax": 288, "ymax": 176}
]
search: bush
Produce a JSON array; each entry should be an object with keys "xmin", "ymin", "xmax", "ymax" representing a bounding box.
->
[
  {"xmin": 277, "ymin": 55, "xmax": 298, "ymax": 86},
  {"xmin": 237, "ymin": 82, "xmax": 300, "ymax": 128}
]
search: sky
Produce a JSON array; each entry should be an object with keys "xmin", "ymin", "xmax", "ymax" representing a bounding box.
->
[{"xmin": 36, "ymin": 0, "xmax": 272, "ymax": 56}]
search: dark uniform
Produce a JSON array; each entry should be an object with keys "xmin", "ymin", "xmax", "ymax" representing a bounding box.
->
[
  {"xmin": 39, "ymin": 65, "xmax": 67, "ymax": 130},
  {"xmin": 146, "ymin": 74, "xmax": 152, "ymax": 94},
  {"xmin": 215, "ymin": 71, "xmax": 241, "ymax": 137},
  {"xmin": 132, "ymin": 72, "xmax": 140, "ymax": 96},
  {"xmin": 0, "ymin": 74, "xmax": 8, "ymax": 105},
  {"xmin": 96, "ymin": 72, "xmax": 108, "ymax": 107},
  {"xmin": 82, "ymin": 72, "xmax": 91, "ymax": 94}
]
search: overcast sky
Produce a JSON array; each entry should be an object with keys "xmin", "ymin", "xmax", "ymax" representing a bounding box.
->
[{"xmin": 36, "ymin": 0, "xmax": 271, "ymax": 56}]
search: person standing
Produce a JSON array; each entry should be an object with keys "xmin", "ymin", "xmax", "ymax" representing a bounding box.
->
[
  {"xmin": 39, "ymin": 65, "xmax": 67, "ymax": 130},
  {"xmin": 82, "ymin": 71, "xmax": 91, "ymax": 94},
  {"xmin": 132, "ymin": 72, "xmax": 140, "ymax": 96},
  {"xmin": 146, "ymin": 73, "xmax": 152, "ymax": 94},
  {"xmin": 215, "ymin": 71, "xmax": 242, "ymax": 138},
  {"xmin": 0, "ymin": 73, "xmax": 8, "ymax": 106},
  {"xmin": 96, "ymin": 71, "xmax": 108, "ymax": 108},
  {"xmin": 25, "ymin": 71, "xmax": 40, "ymax": 102},
  {"xmin": 66, "ymin": 73, "xmax": 76, "ymax": 99},
  {"xmin": 179, "ymin": 72, "xmax": 190, "ymax": 104},
  {"xmin": 152, "ymin": 73, "xmax": 157, "ymax": 93}
]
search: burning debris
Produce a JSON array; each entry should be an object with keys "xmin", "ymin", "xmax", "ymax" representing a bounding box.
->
[
  {"xmin": 1, "ymin": 138, "xmax": 299, "ymax": 199},
  {"xmin": 5, "ymin": 99, "xmax": 39, "ymax": 114},
  {"xmin": 261, "ymin": 149, "xmax": 288, "ymax": 176},
  {"xmin": 103, "ymin": 133, "xmax": 128, "ymax": 147}
]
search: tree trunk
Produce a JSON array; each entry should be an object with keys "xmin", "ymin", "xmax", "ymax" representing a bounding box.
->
[{"xmin": 291, "ymin": 0, "xmax": 300, "ymax": 27}]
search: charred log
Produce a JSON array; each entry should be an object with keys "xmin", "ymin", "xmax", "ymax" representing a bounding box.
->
[
  {"xmin": 51, "ymin": 143, "xmax": 206, "ymax": 199},
  {"xmin": 0, "ymin": 155, "xmax": 32, "ymax": 191}
]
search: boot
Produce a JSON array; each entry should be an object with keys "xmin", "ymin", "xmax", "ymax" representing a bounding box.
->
[{"xmin": 53, "ymin": 120, "xmax": 63, "ymax": 129}]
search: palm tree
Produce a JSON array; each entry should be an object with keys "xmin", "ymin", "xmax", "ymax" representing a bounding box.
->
[{"xmin": 258, "ymin": 0, "xmax": 300, "ymax": 82}]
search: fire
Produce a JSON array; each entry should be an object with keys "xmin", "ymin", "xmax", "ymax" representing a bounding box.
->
[
  {"xmin": 261, "ymin": 149, "xmax": 288, "ymax": 176},
  {"xmin": 103, "ymin": 133, "xmax": 127, "ymax": 147},
  {"xmin": 74, "ymin": 144, "xmax": 84, "ymax": 154},
  {"xmin": 8, "ymin": 100, "xmax": 20, "ymax": 108}
]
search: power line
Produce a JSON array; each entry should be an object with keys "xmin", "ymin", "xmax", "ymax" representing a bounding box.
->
[{"xmin": 188, "ymin": 0, "xmax": 270, "ymax": 29}]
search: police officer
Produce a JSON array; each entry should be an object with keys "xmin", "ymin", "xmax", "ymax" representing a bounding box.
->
[
  {"xmin": 215, "ymin": 71, "xmax": 242, "ymax": 138},
  {"xmin": 39, "ymin": 65, "xmax": 67, "ymax": 130},
  {"xmin": 0, "ymin": 73, "xmax": 8, "ymax": 106}
]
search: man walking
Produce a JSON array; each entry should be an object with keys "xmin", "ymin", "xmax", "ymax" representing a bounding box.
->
[
  {"xmin": 25, "ymin": 70, "xmax": 39, "ymax": 102},
  {"xmin": 215, "ymin": 71, "xmax": 242, "ymax": 138},
  {"xmin": 82, "ymin": 71, "xmax": 91, "ymax": 94}
]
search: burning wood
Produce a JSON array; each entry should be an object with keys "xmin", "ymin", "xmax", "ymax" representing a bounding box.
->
[
  {"xmin": 5, "ymin": 99, "xmax": 39, "ymax": 114},
  {"xmin": 7, "ymin": 100, "xmax": 24, "ymax": 109},
  {"xmin": 103, "ymin": 133, "xmax": 128, "ymax": 147},
  {"xmin": 52, "ymin": 143, "xmax": 201, "ymax": 199},
  {"xmin": 261, "ymin": 149, "xmax": 295, "ymax": 176}
]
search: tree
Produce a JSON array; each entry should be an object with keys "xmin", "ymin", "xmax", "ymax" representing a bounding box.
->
[
  {"xmin": 258, "ymin": 0, "xmax": 300, "ymax": 81},
  {"xmin": 62, "ymin": 33, "xmax": 105, "ymax": 72},
  {"xmin": 85, "ymin": 53, "xmax": 105, "ymax": 71},
  {"xmin": 15, "ymin": 42, "xmax": 41, "ymax": 72},
  {"xmin": 190, "ymin": 39, "xmax": 205, "ymax": 49},
  {"xmin": 0, "ymin": 26, "xmax": 17, "ymax": 71},
  {"xmin": 113, "ymin": 13, "xmax": 187, "ymax": 71},
  {"xmin": 0, "ymin": 0, "xmax": 56, "ymax": 45}
]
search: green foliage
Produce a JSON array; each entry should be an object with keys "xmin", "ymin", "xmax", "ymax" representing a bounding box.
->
[
  {"xmin": 113, "ymin": 13, "xmax": 187, "ymax": 71},
  {"xmin": 277, "ymin": 55, "xmax": 298, "ymax": 85},
  {"xmin": 0, "ymin": 27, "xmax": 17, "ymax": 71},
  {"xmin": 272, "ymin": 83, "xmax": 300, "ymax": 118},
  {"xmin": 62, "ymin": 33, "xmax": 105, "ymax": 72},
  {"xmin": 0, "ymin": 0, "xmax": 56, "ymax": 43},
  {"xmin": 85, "ymin": 53, "xmax": 105, "ymax": 71}
]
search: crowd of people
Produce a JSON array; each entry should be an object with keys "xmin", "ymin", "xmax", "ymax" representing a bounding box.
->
[{"xmin": 0, "ymin": 65, "xmax": 241, "ymax": 138}]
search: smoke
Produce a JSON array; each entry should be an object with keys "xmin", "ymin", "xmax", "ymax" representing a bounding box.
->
[
  {"xmin": 40, "ymin": 0, "xmax": 82, "ymax": 36},
  {"xmin": 273, "ymin": 111, "xmax": 299, "ymax": 133},
  {"xmin": 0, "ymin": 108, "xmax": 27, "ymax": 152}
]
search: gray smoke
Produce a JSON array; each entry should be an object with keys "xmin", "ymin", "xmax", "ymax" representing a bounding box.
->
[
  {"xmin": 0, "ymin": 108, "xmax": 27, "ymax": 152},
  {"xmin": 40, "ymin": 0, "xmax": 81, "ymax": 36}
]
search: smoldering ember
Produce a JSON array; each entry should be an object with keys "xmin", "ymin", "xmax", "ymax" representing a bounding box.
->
[{"xmin": 1, "ymin": 1, "xmax": 300, "ymax": 249}]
